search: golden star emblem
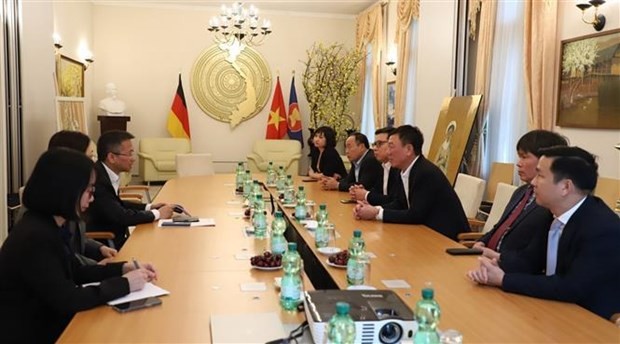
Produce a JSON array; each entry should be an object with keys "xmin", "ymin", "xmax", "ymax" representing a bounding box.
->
[
  {"xmin": 288, "ymin": 108, "xmax": 300, "ymax": 127},
  {"xmin": 268, "ymin": 107, "xmax": 286, "ymax": 127}
]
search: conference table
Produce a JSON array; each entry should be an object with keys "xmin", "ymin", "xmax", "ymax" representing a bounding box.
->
[{"xmin": 59, "ymin": 174, "xmax": 619, "ymax": 343}]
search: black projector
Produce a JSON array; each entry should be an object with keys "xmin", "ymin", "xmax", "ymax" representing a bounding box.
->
[{"xmin": 303, "ymin": 289, "xmax": 417, "ymax": 344}]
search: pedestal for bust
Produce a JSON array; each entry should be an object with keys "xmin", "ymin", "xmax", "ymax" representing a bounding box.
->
[{"xmin": 98, "ymin": 115, "xmax": 131, "ymax": 134}]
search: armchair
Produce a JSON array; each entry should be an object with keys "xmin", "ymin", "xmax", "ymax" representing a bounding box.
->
[
  {"xmin": 138, "ymin": 138, "xmax": 191, "ymax": 184},
  {"xmin": 247, "ymin": 140, "xmax": 302, "ymax": 175}
]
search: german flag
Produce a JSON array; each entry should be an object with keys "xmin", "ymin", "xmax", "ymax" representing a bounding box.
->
[{"xmin": 166, "ymin": 74, "xmax": 190, "ymax": 138}]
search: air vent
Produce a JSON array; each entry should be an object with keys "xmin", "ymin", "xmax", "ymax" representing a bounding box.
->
[{"xmin": 360, "ymin": 323, "xmax": 375, "ymax": 344}]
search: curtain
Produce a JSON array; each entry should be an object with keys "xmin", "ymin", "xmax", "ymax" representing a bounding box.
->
[
  {"xmin": 483, "ymin": 0, "xmax": 528, "ymax": 178},
  {"xmin": 523, "ymin": 0, "xmax": 558, "ymax": 130},
  {"xmin": 394, "ymin": 0, "xmax": 419, "ymax": 125},
  {"xmin": 467, "ymin": 0, "xmax": 497, "ymax": 177},
  {"xmin": 356, "ymin": 2, "xmax": 384, "ymax": 129}
]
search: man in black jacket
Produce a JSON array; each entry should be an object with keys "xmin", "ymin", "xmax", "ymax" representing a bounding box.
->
[
  {"xmin": 349, "ymin": 127, "xmax": 400, "ymax": 206},
  {"xmin": 354, "ymin": 125, "xmax": 469, "ymax": 240},
  {"xmin": 321, "ymin": 132, "xmax": 383, "ymax": 192},
  {"xmin": 473, "ymin": 130, "xmax": 568, "ymax": 265},
  {"xmin": 87, "ymin": 131, "xmax": 174, "ymax": 248},
  {"xmin": 468, "ymin": 146, "xmax": 620, "ymax": 320}
]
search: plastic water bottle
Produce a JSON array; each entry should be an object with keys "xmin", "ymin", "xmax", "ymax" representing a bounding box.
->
[
  {"xmin": 316, "ymin": 203, "xmax": 328, "ymax": 227},
  {"xmin": 235, "ymin": 162, "xmax": 245, "ymax": 192},
  {"xmin": 346, "ymin": 229, "xmax": 366, "ymax": 286},
  {"xmin": 271, "ymin": 211, "xmax": 288, "ymax": 255},
  {"xmin": 276, "ymin": 166, "xmax": 286, "ymax": 196},
  {"xmin": 295, "ymin": 186, "xmax": 307, "ymax": 220},
  {"xmin": 413, "ymin": 285, "xmax": 441, "ymax": 344},
  {"xmin": 251, "ymin": 180, "xmax": 262, "ymax": 209},
  {"xmin": 266, "ymin": 161, "xmax": 277, "ymax": 185},
  {"xmin": 280, "ymin": 242, "xmax": 302, "ymax": 311},
  {"xmin": 327, "ymin": 302, "xmax": 356, "ymax": 344},
  {"xmin": 284, "ymin": 175, "xmax": 295, "ymax": 204},
  {"xmin": 315, "ymin": 222, "xmax": 329, "ymax": 248},
  {"xmin": 243, "ymin": 170, "xmax": 253, "ymax": 200},
  {"xmin": 253, "ymin": 194, "xmax": 267, "ymax": 239}
]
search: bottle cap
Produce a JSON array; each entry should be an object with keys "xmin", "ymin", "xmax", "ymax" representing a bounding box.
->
[
  {"xmin": 287, "ymin": 175, "xmax": 292, "ymax": 178},
  {"xmin": 274, "ymin": 211, "xmax": 283, "ymax": 217},
  {"xmin": 298, "ymin": 186, "xmax": 304, "ymax": 191},
  {"xmin": 421, "ymin": 288, "xmax": 434, "ymax": 299},
  {"xmin": 320, "ymin": 204, "xmax": 327, "ymax": 210},
  {"xmin": 353, "ymin": 229, "xmax": 362, "ymax": 238},
  {"xmin": 335, "ymin": 302, "xmax": 350, "ymax": 315},
  {"xmin": 269, "ymin": 161, "xmax": 273, "ymax": 165},
  {"xmin": 287, "ymin": 242, "xmax": 297, "ymax": 252},
  {"xmin": 245, "ymin": 170, "xmax": 250, "ymax": 173},
  {"xmin": 253, "ymin": 180, "xmax": 259, "ymax": 184},
  {"xmin": 256, "ymin": 194, "xmax": 263, "ymax": 200}
]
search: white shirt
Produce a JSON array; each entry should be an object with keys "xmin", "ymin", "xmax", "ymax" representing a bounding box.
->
[
  {"xmin": 382, "ymin": 162, "xmax": 391, "ymax": 195},
  {"xmin": 353, "ymin": 149, "xmax": 370, "ymax": 182},
  {"xmin": 375, "ymin": 156, "xmax": 419, "ymax": 221},
  {"xmin": 102, "ymin": 162, "xmax": 160, "ymax": 220},
  {"xmin": 548, "ymin": 196, "xmax": 587, "ymax": 257}
]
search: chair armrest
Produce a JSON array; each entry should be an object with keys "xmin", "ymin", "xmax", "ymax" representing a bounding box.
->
[
  {"xmin": 246, "ymin": 153, "xmax": 262, "ymax": 164},
  {"xmin": 283, "ymin": 154, "xmax": 302, "ymax": 170},
  {"xmin": 120, "ymin": 185, "xmax": 150, "ymax": 192},
  {"xmin": 120, "ymin": 193, "xmax": 144, "ymax": 203},
  {"xmin": 137, "ymin": 152, "xmax": 155, "ymax": 161},
  {"xmin": 468, "ymin": 218, "xmax": 486, "ymax": 228},
  {"xmin": 457, "ymin": 232, "xmax": 484, "ymax": 241}
]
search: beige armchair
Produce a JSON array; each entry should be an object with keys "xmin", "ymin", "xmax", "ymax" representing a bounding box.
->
[
  {"xmin": 138, "ymin": 138, "xmax": 191, "ymax": 184},
  {"xmin": 246, "ymin": 139, "xmax": 302, "ymax": 175}
]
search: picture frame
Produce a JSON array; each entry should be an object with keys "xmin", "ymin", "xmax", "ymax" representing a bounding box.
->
[
  {"xmin": 56, "ymin": 97, "xmax": 87, "ymax": 134},
  {"xmin": 557, "ymin": 28, "xmax": 620, "ymax": 129},
  {"xmin": 386, "ymin": 81, "xmax": 396, "ymax": 128},
  {"xmin": 57, "ymin": 55, "xmax": 85, "ymax": 97},
  {"xmin": 427, "ymin": 95, "xmax": 482, "ymax": 185}
]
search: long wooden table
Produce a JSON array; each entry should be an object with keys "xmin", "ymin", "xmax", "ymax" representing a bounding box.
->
[{"xmin": 60, "ymin": 174, "xmax": 620, "ymax": 343}]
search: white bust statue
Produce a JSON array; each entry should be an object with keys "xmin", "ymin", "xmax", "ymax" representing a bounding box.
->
[{"xmin": 99, "ymin": 82, "xmax": 126, "ymax": 115}]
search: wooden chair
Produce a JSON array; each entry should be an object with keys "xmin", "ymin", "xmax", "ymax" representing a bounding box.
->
[
  {"xmin": 484, "ymin": 162, "xmax": 515, "ymax": 203},
  {"xmin": 594, "ymin": 177, "xmax": 619, "ymax": 212},
  {"xmin": 458, "ymin": 182, "xmax": 518, "ymax": 247},
  {"xmin": 453, "ymin": 173, "xmax": 486, "ymax": 223}
]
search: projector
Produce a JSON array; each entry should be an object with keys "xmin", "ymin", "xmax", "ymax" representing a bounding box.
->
[{"xmin": 303, "ymin": 289, "xmax": 417, "ymax": 344}]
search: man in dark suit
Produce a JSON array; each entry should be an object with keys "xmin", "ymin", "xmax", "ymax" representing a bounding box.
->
[
  {"xmin": 321, "ymin": 132, "xmax": 382, "ymax": 192},
  {"xmin": 354, "ymin": 125, "xmax": 469, "ymax": 240},
  {"xmin": 468, "ymin": 146, "xmax": 620, "ymax": 320},
  {"xmin": 87, "ymin": 130, "xmax": 174, "ymax": 248},
  {"xmin": 350, "ymin": 127, "xmax": 400, "ymax": 206},
  {"xmin": 474, "ymin": 130, "xmax": 568, "ymax": 265}
]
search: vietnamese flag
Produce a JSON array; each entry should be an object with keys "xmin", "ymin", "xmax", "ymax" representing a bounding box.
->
[
  {"xmin": 265, "ymin": 76, "xmax": 288, "ymax": 139},
  {"xmin": 166, "ymin": 74, "xmax": 190, "ymax": 138}
]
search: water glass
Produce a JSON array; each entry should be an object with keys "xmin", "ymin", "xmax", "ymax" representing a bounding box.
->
[
  {"xmin": 305, "ymin": 201, "xmax": 315, "ymax": 219},
  {"xmin": 440, "ymin": 329, "xmax": 463, "ymax": 344}
]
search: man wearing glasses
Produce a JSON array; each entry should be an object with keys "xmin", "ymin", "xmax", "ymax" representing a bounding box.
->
[
  {"xmin": 87, "ymin": 130, "xmax": 174, "ymax": 248},
  {"xmin": 349, "ymin": 127, "xmax": 400, "ymax": 205}
]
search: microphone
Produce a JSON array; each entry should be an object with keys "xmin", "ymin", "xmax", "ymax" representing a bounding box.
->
[{"xmin": 258, "ymin": 181, "xmax": 276, "ymax": 215}]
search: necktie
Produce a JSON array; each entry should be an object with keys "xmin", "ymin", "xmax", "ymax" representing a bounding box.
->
[
  {"xmin": 486, "ymin": 186, "xmax": 533, "ymax": 251},
  {"xmin": 546, "ymin": 219, "xmax": 564, "ymax": 276}
]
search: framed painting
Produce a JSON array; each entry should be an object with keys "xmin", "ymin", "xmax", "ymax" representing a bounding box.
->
[
  {"xmin": 56, "ymin": 97, "xmax": 87, "ymax": 134},
  {"xmin": 427, "ymin": 95, "xmax": 482, "ymax": 185},
  {"xmin": 386, "ymin": 81, "xmax": 396, "ymax": 128},
  {"xmin": 57, "ymin": 55, "xmax": 85, "ymax": 97},
  {"xmin": 557, "ymin": 28, "xmax": 620, "ymax": 129}
]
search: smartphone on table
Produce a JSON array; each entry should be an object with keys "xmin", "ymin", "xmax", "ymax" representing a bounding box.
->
[{"xmin": 112, "ymin": 297, "xmax": 162, "ymax": 313}]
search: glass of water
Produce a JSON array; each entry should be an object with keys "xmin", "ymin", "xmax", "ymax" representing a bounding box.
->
[{"xmin": 440, "ymin": 329, "xmax": 463, "ymax": 344}]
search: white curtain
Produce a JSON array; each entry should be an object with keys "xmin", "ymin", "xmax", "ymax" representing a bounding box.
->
[
  {"xmin": 402, "ymin": 20, "xmax": 419, "ymax": 125},
  {"xmin": 360, "ymin": 44, "xmax": 376, "ymax": 138},
  {"xmin": 483, "ymin": 0, "xmax": 527, "ymax": 178}
]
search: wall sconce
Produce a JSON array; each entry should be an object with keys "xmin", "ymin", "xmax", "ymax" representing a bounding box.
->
[
  {"xmin": 53, "ymin": 33, "xmax": 62, "ymax": 52},
  {"xmin": 84, "ymin": 53, "xmax": 95, "ymax": 70},
  {"xmin": 386, "ymin": 60, "xmax": 397, "ymax": 76},
  {"xmin": 575, "ymin": 0, "xmax": 606, "ymax": 31}
]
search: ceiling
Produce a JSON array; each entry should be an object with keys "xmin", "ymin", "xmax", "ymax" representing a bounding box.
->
[{"xmin": 93, "ymin": 0, "xmax": 377, "ymax": 15}]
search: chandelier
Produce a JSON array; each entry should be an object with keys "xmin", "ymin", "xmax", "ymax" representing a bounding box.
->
[{"xmin": 208, "ymin": 2, "xmax": 272, "ymax": 54}]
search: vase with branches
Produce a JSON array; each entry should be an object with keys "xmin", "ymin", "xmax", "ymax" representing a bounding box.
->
[{"xmin": 302, "ymin": 42, "xmax": 364, "ymax": 141}]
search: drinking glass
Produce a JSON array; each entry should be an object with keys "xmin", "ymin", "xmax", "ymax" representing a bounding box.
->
[{"xmin": 440, "ymin": 329, "xmax": 463, "ymax": 344}]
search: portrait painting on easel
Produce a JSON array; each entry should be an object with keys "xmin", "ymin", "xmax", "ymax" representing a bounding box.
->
[{"xmin": 427, "ymin": 95, "xmax": 482, "ymax": 185}]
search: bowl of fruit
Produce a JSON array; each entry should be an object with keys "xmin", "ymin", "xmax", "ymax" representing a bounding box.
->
[
  {"xmin": 327, "ymin": 250, "xmax": 349, "ymax": 268},
  {"xmin": 250, "ymin": 251, "xmax": 282, "ymax": 270}
]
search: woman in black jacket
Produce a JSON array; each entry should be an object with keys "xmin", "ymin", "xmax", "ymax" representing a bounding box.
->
[
  {"xmin": 308, "ymin": 126, "xmax": 347, "ymax": 179},
  {"xmin": 0, "ymin": 148, "xmax": 156, "ymax": 343}
]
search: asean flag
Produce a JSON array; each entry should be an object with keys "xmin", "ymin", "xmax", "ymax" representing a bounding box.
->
[
  {"xmin": 265, "ymin": 76, "xmax": 288, "ymax": 139},
  {"xmin": 287, "ymin": 76, "xmax": 304, "ymax": 148},
  {"xmin": 166, "ymin": 74, "xmax": 190, "ymax": 138}
]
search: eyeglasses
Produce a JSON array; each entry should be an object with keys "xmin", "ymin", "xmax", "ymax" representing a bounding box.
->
[
  {"xmin": 85, "ymin": 184, "xmax": 96, "ymax": 197},
  {"xmin": 112, "ymin": 151, "xmax": 134, "ymax": 158},
  {"xmin": 372, "ymin": 140, "xmax": 388, "ymax": 148}
]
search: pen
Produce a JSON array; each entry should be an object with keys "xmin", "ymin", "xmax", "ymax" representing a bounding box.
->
[{"xmin": 132, "ymin": 258, "xmax": 140, "ymax": 270}]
